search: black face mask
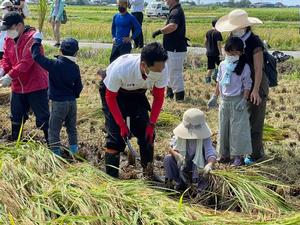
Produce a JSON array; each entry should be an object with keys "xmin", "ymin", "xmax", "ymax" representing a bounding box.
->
[{"xmin": 118, "ymin": 6, "xmax": 126, "ymax": 13}]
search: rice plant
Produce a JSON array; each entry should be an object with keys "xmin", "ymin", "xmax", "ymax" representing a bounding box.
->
[
  {"xmin": 37, "ymin": 0, "xmax": 48, "ymax": 31},
  {"xmin": 0, "ymin": 141, "xmax": 298, "ymax": 224}
]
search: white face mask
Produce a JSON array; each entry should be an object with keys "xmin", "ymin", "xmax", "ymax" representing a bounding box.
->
[
  {"xmin": 7, "ymin": 29, "xmax": 19, "ymax": 39},
  {"xmin": 225, "ymin": 55, "xmax": 239, "ymax": 63},
  {"xmin": 2, "ymin": 9, "xmax": 9, "ymax": 16},
  {"xmin": 232, "ymin": 29, "xmax": 246, "ymax": 38},
  {"xmin": 145, "ymin": 70, "xmax": 163, "ymax": 82}
]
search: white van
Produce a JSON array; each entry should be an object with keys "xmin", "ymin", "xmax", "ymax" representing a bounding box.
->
[{"xmin": 146, "ymin": 2, "xmax": 169, "ymax": 17}]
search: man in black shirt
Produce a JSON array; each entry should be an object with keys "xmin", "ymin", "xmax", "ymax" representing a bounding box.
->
[
  {"xmin": 205, "ymin": 19, "xmax": 223, "ymax": 83},
  {"xmin": 152, "ymin": 0, "xmax": 187, "ymax": 101}
]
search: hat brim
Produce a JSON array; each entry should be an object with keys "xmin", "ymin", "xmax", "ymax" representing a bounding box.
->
[
  {"xmin": 173, "ymin": 122, "xmax": 212, "ymax": 139},
  {"xmin": 215, "ymin": 14, "xmax": 262, "ymax": 32}
]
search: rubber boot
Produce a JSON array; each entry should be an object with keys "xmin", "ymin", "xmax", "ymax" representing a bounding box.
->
[
  {"xmin": 43, "ymin": 129, "xmax": 49, "ymax": 145},
  {"xmin": 8, "ymin": 123, "xmax": 22, "ymax": 142},
  {"xmin": 143, "ymin": 162, "xmax": 163, "ymax": 183},
  {"xmin": 105, "ymin": 152, "xmax": 120, "ymax": 178},
  {"xmin": 166, "ymin": 87, "xmax": 174, "ymax": 99},
  {"xmin": 51, "ymin": 147, "xmax": 61, "ymax": 156},
  {"xmin": 69, "ymin": 144, "xmax": 78, "ymax": 155},
  {"xmin": 205, "ymin": 76, "xmax": 212, "ymax": 83},
  {"xmin": 175, "ymin": 91, "xmax": 185, "ymax": 101}
]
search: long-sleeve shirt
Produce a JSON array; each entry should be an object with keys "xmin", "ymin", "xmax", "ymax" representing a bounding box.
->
[
  {"xmin": 217, "ymin": 61, "xmax": 252, "ymax": 97},
  {"xmin": 111, "ymin": 12, "xmax": 141, "ymax": 45},
  {"xmin": 129, "ymin": 0, "xmax": 144, "ymax": 13},
  {"xmin": 31, "ymin": 42, "xmax": 83, "ymax": 101}
]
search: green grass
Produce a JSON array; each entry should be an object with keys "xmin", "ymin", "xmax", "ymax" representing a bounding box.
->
[{"xmin": 26, "ymin": 5, "xmax": 300, "ymax": 50}]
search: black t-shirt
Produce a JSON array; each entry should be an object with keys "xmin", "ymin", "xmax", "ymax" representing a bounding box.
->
[
  {"xmin": 244, "ymin": 32, "xmax": 269, "ymax": 96},
  {"xmin": 244, "ymin": 32, "xmax": 264, "ymax": 69},
  {"xmin": 163, "ymin": 4, "xmax": 187, "ymax": 52},
  {"xmin": 205, "ymin": 29, "xmax": 223, "ymax": 56}
]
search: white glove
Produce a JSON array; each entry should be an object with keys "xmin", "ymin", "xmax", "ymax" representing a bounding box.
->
[
  {"xmin": 0, "ymin": 68, "xmax": 4, "ymax": 78},
  {"xmin": 0, "ymin": 74, "xmax": 12, "ymax": 87},
  {"xmin": 207, "ymin": 94, "xmax": 218, "ymax": 108},
  {"xmin": 203, "ymin": 163, "xmax": 213, "ymax": 175},
  {"xmin": 174, "ymin": 153, "xmax": 185, "ymax": 168},
  {"xmin": 33, "ymin": 31, "xmax": 43, "ymax": 41}
]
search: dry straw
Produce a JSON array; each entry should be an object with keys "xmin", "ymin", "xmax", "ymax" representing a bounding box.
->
[{"xmin": 0, "ymin": 141, "xmax": 298, "ymax": 224}]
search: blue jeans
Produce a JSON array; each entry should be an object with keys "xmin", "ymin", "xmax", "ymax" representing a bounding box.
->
[{"xmin": 49, "ymin": 100, "xmax": 77, "ymax": 150}]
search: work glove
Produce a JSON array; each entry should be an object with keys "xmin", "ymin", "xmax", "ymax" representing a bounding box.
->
[
  {"xmin": 0, "ymin": 74, "xmax": 12, "ymax": 87},
  {"xmin": 203, "ymin": 163, "xmax": 213, "ymax": 175},
  {"xmin": 0, "ymin": 68, "xmax": 5, "ymax": 78},
  {"xmin": 119, "ymin": 122, "xmax": 130, "ymax": 139},
  {"xmin": 152, "ymin": 29, "xmax": 162, "ymax": 38},
  {"xmin": 207, "ymin": 94, "xmax": 218, "ymax": 108},
  {"xmin": 145, "ymin": 123, "xmax": 155, "ymax": 144},
  {"xmin": 174, "ymin": 153, "xmax": 185, "ymax": 168},
  {"xmin": 33, "ymin": 31, "xmax": 43, "ymax": 43},
  {"xmin": 235, "ymin": 98, "xmax": 248, "ymax": 111}
]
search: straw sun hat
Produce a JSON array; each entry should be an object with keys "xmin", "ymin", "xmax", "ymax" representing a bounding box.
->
[
  {"xmin": 216, "ymin": 9, "xmax": 263, "ymax": 32},
  {"xmin": 173, "ymin": 108, "xmax": 212, "ymax": 139}
]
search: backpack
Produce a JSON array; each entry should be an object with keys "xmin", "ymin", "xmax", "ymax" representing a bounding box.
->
[
  {"xmin": 61, "ymin": 10, "xmax": 67, "ymax": 24},
  {"xmin": 263, "ymin": 50, "xmax": 278, "ymax": 87}
]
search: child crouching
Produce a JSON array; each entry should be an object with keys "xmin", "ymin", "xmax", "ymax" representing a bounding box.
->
[{"xmin": 164, "ymin": 108, "xmax": 217, "ymax": 191}]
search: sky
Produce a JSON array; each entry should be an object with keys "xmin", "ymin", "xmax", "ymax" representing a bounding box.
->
[{"xmin": 198, "ymin": 0, "xmax": 297, "ymax": 6}]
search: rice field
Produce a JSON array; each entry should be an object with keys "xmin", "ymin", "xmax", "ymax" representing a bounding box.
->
[
  {"xmin": 0, "ymin": 5, "xmax": 299, "ymax": 224},
  {"xmin": 25, "ymin": 5, "xmax": 300, "ymax": 50}
]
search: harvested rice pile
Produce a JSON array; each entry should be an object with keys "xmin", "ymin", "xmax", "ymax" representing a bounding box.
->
[{"xmin": 0, "ymin": 141, "xmax": 299, "ymax": 225}]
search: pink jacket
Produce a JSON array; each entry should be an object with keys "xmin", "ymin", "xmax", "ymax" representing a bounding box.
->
[{"xmin": 0, "ymin": 27, "xmax": 48, "ymax": 93}]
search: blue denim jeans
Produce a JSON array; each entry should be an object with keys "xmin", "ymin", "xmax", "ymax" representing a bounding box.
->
[{"xmin": 49, "ymin": 100, "xmax": 77, "ymax": 151}]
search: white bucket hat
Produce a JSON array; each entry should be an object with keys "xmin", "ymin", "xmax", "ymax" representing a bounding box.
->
[
  {"xmin": 173, "ymin": 108, "xmax": 212, "ymax": 139},
  {"xmin": 216, "ymin": 9, "xmax": 262, "ymax": 32},
  {"xmin": 0, "ymin": 0, "xmax": 13, "ymax": 9}
]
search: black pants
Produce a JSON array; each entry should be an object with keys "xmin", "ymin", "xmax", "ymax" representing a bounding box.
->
[
  {"xmin": 10, "ymin": 89, "xmax": 50, "ymax": 131},
  {"xmin": 99, "ymin": 81, "xmax": 153, "ymax": 168},
  {"xmin": 131, "ymin": 12, "xmax": 144, "ymax": 48},
  {"xmin": 109, "ymin": 43, "xmax": 132, "ymax": 63},
  {"xmin": 207, "ymin": 55, "xmax": 220, "ymax": 70}
]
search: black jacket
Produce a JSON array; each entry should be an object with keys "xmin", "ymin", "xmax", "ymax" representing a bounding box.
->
[{"xmin": 31, "ymin": 42, "xmax": 83, "ymax": 101}]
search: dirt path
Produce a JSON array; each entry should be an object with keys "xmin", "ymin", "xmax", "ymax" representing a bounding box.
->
[{"xmin": 43, "ymin": 40, "xmax": 300, "ymax": 59}]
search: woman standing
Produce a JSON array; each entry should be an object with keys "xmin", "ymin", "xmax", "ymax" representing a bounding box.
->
[
  {"xmin": 215, "ymin": 9, "xmax": 269, "ymax": 164},
  {"xmin": 49, "ymin": 0, "xmax": 65, "ymax": 47}
]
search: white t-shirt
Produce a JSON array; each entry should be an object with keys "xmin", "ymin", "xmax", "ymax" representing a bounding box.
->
[{"xmin": 104, "ymin": 54, "xmax": 169, "ymax": 92}]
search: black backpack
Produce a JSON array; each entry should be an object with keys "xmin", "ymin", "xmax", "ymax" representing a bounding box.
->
[{"xmin": 263, "ymin": 50, "xmax": 278, "ymax": 87}]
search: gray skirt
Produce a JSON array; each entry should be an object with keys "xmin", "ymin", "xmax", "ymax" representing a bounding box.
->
[{"xmin": 218, "ymin": 95, "xmax": 252, "ymax": 157}]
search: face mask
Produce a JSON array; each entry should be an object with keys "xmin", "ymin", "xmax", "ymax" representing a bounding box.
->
[
  {"xmin": 225, "ymin": 55, "xmax": 239, "ymax": 64},
  {"xmin": 2, "ymin": 9, "xmax": 8, "ymax": 16},
  {"xmin": 118, "ymin": 6, "xmax": 126, "ymax": 13},
  {"xmin": 232, "ymin": 29, "xmax": 246, "ymax": 38},
  {"xmin": 145, "ymin": 69, "xmax": 163, "ymax": 82},
  {"xmin": 7, "ymin": 29, "xmax": 19, "ymax": 39}
]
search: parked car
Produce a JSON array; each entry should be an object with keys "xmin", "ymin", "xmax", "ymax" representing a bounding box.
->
[{"xmin": 146, "ymin": 2, "xmax": 169, "ymax": 17}]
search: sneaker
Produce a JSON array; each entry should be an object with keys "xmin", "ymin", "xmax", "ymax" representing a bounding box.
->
[
  {"xmin": 244, "ymin": 156, "xmax": 255, "ymax": 165},
  {"xmin": 205, "ymin": 76, "xmax": 211, "ymax": 83},
  {"xmin": 231, "ymin": 156, "xmax": 244, "ymax": 167}
]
